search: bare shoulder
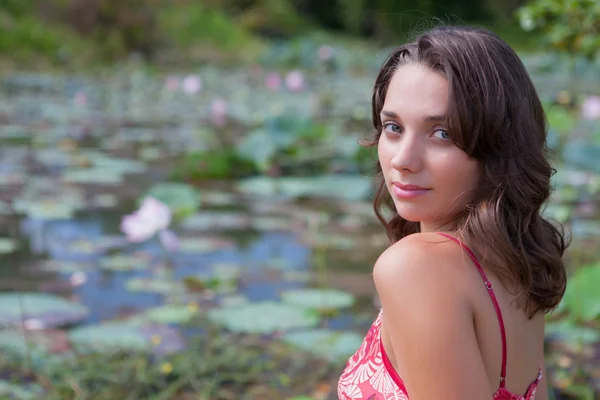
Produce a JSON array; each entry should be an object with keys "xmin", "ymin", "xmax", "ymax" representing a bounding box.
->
[
  {"xmin": 373, "ymin": 232, "xmax": 494, "ymax": 398},
  {"xmin": 373, "ymin": 232, "xmax": 475, "ymax": 300}
]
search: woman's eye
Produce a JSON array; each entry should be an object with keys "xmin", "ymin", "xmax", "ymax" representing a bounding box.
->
[
  {"xmin": 383, "ymin": 123, "xmax": 402, "ymax": 134},
  {"xmin": 432, "ymin": 129, "xmax": 451, "ymax": 140}
]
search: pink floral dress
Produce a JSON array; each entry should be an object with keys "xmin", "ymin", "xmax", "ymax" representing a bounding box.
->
[{"xmin": 338, "ymin": 233, "xmax": 542, "ymax": 400}]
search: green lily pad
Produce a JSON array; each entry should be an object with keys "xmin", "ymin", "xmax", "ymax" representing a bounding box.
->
[
  {"xmin": 236, "ymin": 175, "xmax": 372, "ymax": 201},
  {"xmin": 541, "ymin": 204, "xmax": 571, "ymax": 223},
  {"xmin": 202, "ymin": 191, "xmax": 238, "ymax": 206},
  {"xmin": 99, "ymin": 254, "xmax": 151, "ymax": 272},
  {"xmin": 88, "ymin": 155, "xmax": 146, "ymax": 174},
  {"xmin": 281, "ymin": 288, "xmax": 355, "ymax": 311},
  {"xmin": 251, "ymin": 216, "xmax": 291, "ymax": 231},
  {"xmin": 0, "ymin": 238, "xmax": 19, "ymax": 254},
  {"xmin": 562, "ymin": 142, "xmax": 600, "ymax": 173},
  {"xmin": 37, "ymin": 260, "xmax": 94, "ymax": 274},
  {"xmin": 144, "ymin": 305, "xmax": 198, "ymax": 324},
  {"xmin": 62, "ymin": 168, "xmax": 124, "ymax": 185},
  {"xmin": 13, "ymin": 200, "xmax": 76, "ymax": 220},
  {"xmin": 282, "ymin": 329, "xmax": 364, "ymax": 361},
  {"xmin": 126, "ymin": 278, "xmax": 185, "ymax": 294},
  {"xmin": 0, "ymin": 293, "xmax": 89, "ymax": 328},
  {"xmin": 180, "ymin": 212, "xmax": 250, "ymax": 231},
  {"xmin": 69, "ymin": 319, "xmax": 185, "ymax": 355},
  {"xmin": 545, "ymin": 320, "xmax": 600, "ymax": 346},
  {"xmin": 93, "ymin": 193, "xmax": 119, "ymax": 208},
  {"xmin": 143, "ymin": 183, "xmax": 201, "ymax": 219},
  {"xmin": 208, "ymin": 301, "xmax": 320, "ymax": 334},
  {"xmin": 178, "ymin": 237, "xmax": 236, "ymax": 254},
  {"xmin": 562, "ymin": 262, "xmax": 600, "ymax": 322}
]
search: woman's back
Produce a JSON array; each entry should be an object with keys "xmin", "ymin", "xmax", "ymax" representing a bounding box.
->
[{"xmin": 377, "ymin": 233, "xmax": 547, "ymax": 399}]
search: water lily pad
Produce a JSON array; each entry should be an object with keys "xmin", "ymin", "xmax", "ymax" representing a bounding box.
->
[
  {"xmin": 62, "ymin": 168, "xmax": 123, "ymax": 185},
  {"xmin": 251, "ymin": 216, "xmax": 291, "ymax": 231},
  {"xmin": 93, "ymin": 193, "xmax": 119, "ymax": 208},
  {"xmin": 562, "ymin": 262, "xmax": 600, "ymax": 322},
  {"xmin": 37, "ymin": 260, "xmax": 94, "ymax": 274},
  {"xmin": 180, "ymin": 212, "xmax": 250, "ymax": 231},
  {"xmin": 545, "ymin": 320, "xmax": 600, "ymax": 346},
  {"xmin": 99, "ymin": 254, "xmax": 150, "ymax": 272},
  {"xmin": 281, "ymin": 288, "xmax": 355, "ymax": 310},
  {"xmin": 144, "ymin": 305, "xmax": 198, "ymax": 324},
  {"xmin": 143, "ymin": 183, "xmax": 201, "ymax": 219},
  {"xmin": 0, "ymin": 293, "xmax": 89, "ymax": 328},
  {"xmin": 126, "ymin": 278, "xmax": 185, "ymax": 294},
  {"xmin": 13, "ymin": 200, "xmax": 76, "ymax": 220},
  {"xmin": 282, "ymin": 329, "xmax": 364, "ymax": 361},
  {"xmin": 178, "ymin": 237, "xmax": 236, "ymax": 254},
  {"xmin": 236, "ymin": 175, "xmax": 372, "ymax": 201},
  {"xmin": 562, "ymin": 142, "xmax": 600, "ymax": 173},
  {"xmin": 0, "ymin": 238, "xmax": 18, "ymax": 254},
  {"xmin": 69, "ymin": 320, "xmax": 185, "ymax": 355},
  {"xmin": 208, "ymin": 301, "xmax": 319, "ymax": 334},
  {"xmin": 0, "ymin": 328, "xmax": 71, "ymax": 357},
  {"xmin": 202, "ymin": 191, "xmax": 238, "ymax": 206},
  {"xmin": 570, "ymin": 220, "xmax": 600, "ymax": 239}
]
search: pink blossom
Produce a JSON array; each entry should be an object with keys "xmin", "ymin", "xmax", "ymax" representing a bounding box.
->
[
  {"xmin": 318, "ymin": 44, "xmax": 334, "ymax": 61},
  {"xmin": 23, "ymin": 318, "xmax": 46, "ymax": 330},
  {"xmin": 120, "ymin": 197, "xmax": 172, "ymax": 242},
  {"xmin": 159, "ymin": 229, "xmax": 180, "ymax": 252},
  {"xmin": 182, "ymin": 75, "xmax": 202, "ymax": 94},
  {"xmin": 265, "ymin": 72, "xmax": 282, "ymax": 91},
  {"xmin": 285, "ymin": 70, "xmax": 305, "ymax": 92},
  {"xmin": 582, "ymin": 95, "xmax": 600, "ymax": 120},
  {"xmin": 69, "ymin": 271, "xmax": 87, "ymax": 286},
  {"xmin": 165, "ymin": 76, "xmax": 179, "ymax": 92},
  {"xmin": 210, "ymin": 98, "xmax": 228, "ymax": 127}
]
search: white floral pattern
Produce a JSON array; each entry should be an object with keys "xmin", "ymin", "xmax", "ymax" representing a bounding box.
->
[{"xmin": 338, "ymin": 310, "xmax": 541, "ymax": 400}]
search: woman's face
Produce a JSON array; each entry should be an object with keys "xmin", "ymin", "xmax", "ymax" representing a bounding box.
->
[{"xmin": 377, "ymin": 63, "xmax": 481, "ymax": 232}]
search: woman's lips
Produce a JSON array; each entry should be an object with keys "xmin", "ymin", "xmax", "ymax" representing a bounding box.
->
[{"xmin": 392, "ymin": 182, "xmax": 431, "ymax": 199}]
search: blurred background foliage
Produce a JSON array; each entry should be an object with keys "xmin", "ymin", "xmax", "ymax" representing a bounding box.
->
[{"xmin": 3, "ymin": 0, "xmax": 594, "ymax": 66}]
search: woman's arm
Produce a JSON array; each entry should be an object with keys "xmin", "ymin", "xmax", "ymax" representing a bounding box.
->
[{"xmin": 373, "ymin": 233, "xmax": 494, "ymax": 400}]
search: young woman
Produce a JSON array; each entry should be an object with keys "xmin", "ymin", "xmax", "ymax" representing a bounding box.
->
[{"xmin": 338, "ymin": 26, "xmax": 567, "ymax": 400}]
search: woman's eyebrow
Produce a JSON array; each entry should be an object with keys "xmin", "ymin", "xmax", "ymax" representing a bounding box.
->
[{"xmin": 380, "ymin": 110, "xmax": 447, "ymax": 122}]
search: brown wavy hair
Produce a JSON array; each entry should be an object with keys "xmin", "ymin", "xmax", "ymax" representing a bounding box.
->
[{"xmin": 365, "ymin": 25, "xmax": 568, "ymax": 317}]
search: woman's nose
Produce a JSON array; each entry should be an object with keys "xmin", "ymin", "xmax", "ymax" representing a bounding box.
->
[{"xmin": 390, "ymin": 135, "xmax": 423, "ymax": 172}]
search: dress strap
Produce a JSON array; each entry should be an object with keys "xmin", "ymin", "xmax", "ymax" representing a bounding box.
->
[{"xmin": 437, "ymin": 232, "xmax": 508, "ymax": 387}]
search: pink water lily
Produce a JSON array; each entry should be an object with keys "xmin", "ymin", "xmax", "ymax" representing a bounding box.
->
[
  {"xmin": 318, "ymin": 44, "xmax": 334, "ymax": 61},
  {"xmin": 582, "ymin": 95, "xmax": 600, "ymax": 120},
  {"xmin": 210, "ymin": 98, "xmax": 228, "ymax": 127},
  {"xmin": 182, "ymin": 75, "xmax": 202, "ymax": 94},
  {"xmin": 120, "ymin": 197, "xmax": 172, "ymax": 243},
  {"xmin": 285, "ymin": 70, "xmax": 305, "ymax": 92},
  {"xmin": 165, "ymin": 76, "xmax": 179, "ymax": 92},
  {"xmin": 265, "ymin": 72, "xmax": 282, "ymax": 91}
]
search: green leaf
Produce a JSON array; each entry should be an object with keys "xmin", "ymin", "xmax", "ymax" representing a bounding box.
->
[
  {"xmin": 208, "ymin": 301, "xmax": 320, "ymax": 334},
  {"xmin": 563, "ymin": 262, "xmax": 600, "ymax": 322},
  {"xmin": 281, "ymin": 288, "xmax": 355, "ymax": 311},
  {"xmin": 143, "ymin": 182, "xmax": 201, "ymax": 220}
]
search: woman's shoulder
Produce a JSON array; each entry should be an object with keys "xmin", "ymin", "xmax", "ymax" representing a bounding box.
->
[{"xmin": 373, "ymin": 232, "xmax": 479, "ymax": 306}]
